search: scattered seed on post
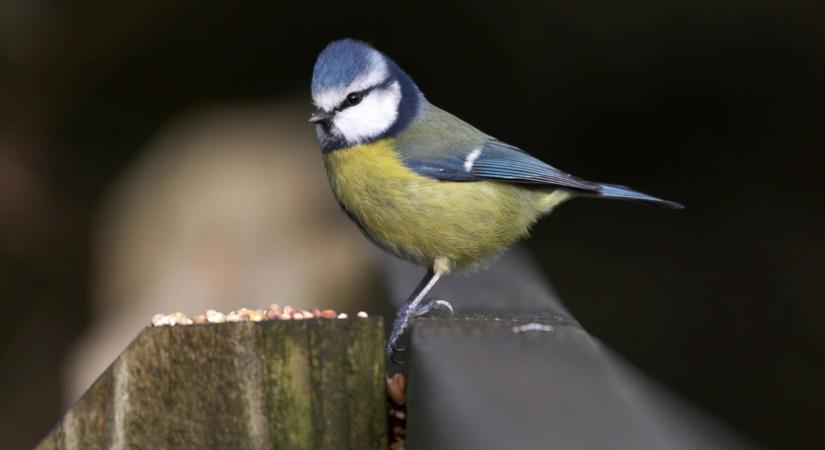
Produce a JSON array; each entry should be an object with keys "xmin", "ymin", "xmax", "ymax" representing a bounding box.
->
[
  {"xmin": 387, "ymin": 373, "xmax": 407, "ymax": 405},
  {"xmin": 152, "ymin": 305, "xmax": 366, "ymax": 326},
  {"xmin": 206, "ymin": 310, "xmax": 225, "ymax": 323},
  {"xmin": 150, "ymin": 314, "xmax": 168, "ymax": 327}
]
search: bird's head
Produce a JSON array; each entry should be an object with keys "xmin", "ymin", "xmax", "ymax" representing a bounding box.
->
[{"xmin": 310, "ymin": 39, "xmax": 424, "ymax": 152}]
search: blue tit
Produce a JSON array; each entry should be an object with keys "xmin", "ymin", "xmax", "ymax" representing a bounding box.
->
[{"xmin": 309, "ymin": 39, "xmax": 682, "ymax": 361}]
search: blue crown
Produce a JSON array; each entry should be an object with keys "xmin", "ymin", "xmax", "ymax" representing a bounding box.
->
[{"xmin": 312, "ymin": 39, "xmax": 381, "ymax": 93}]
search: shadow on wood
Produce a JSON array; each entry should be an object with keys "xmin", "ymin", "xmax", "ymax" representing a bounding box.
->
[{"xmin": 36, "ymin": 319, "xmax": 386, "ymax": 450}]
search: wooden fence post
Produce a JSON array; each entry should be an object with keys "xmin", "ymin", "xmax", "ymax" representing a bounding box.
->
[{"xmin": 36, "ymin": 318, "xmax": 386, "ymax": 450}]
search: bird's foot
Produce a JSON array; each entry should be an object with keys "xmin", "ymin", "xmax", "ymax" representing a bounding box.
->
[
  {"xmin": 412, "ymin": 298, "xmax": 454, "ymax": 317},
  {"xmin": 386, "ymin": 298, "xmax": 454, "ymax": 365},
  {"xmin": 388, "ymin": 343, "xmax": 407, "ymax": 365}
]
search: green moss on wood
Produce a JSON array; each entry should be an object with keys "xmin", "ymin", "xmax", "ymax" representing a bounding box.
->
[{"xmin": 36, "ymin": 318, "xmax": 386, "ymax": 450}]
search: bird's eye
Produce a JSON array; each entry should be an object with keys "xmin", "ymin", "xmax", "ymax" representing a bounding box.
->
[{"xmin": 345, "ymin": 92, "xmax": 362, "ymax": 106}]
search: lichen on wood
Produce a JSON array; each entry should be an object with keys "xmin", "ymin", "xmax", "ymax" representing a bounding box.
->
[{"xmin": 37, "ymin": 318, "xmax": 386, "ymax": 450}]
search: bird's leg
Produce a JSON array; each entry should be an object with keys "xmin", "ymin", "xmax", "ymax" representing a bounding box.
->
[{"xmin": 387, "ymin": 269, "xmax": 443, "ymax": 363}]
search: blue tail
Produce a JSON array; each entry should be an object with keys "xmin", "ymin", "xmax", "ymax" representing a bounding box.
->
[{"xmin": 593, "ymin": 183, "xmax": 684, "ymax": 209}]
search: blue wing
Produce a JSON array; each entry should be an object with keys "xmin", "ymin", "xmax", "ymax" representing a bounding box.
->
[
  {"xmin": 403, "ymin": 139, "xmax": 600, "ymax": 192},
  {"xmin": 394, "ymin": 104, "xmax": 682, "ymax": 208}
]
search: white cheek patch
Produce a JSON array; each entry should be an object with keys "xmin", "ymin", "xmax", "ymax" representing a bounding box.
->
[
  {"xmin": 313, "ymin": 50, "xmax": 388, "ymax": 112},
  {"xmin": 332, "ymin": 81, "xmax": 401, "ymax": 144}
]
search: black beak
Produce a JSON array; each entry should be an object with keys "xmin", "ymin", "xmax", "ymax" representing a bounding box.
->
[{"xmin": 309, "ymin": 109, "xmax": 333, "ymax": 123}]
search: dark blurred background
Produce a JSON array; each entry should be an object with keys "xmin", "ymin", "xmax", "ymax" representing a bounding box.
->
[{"xmin": 1, "ymin": 0, "xmax": 823, "ymax": 448}]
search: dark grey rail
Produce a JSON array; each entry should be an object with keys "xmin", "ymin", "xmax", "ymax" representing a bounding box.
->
[{"xmin": 384, "ymin": 247, "xmax": 751, "ymax": 450}]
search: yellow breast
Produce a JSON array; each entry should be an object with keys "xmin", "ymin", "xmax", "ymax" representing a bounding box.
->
[{"xmin": 323, "ymin": 139, "xmax": 568, "ymax": 272}]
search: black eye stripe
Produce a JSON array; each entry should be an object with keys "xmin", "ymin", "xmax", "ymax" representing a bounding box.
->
[
  {"xmin": 335, "ymin": 88, "xmax": 367, "ymax": 112},
  {"xmin": 333, "ymin": 79, "xmax": 393, "ymax": 112}
]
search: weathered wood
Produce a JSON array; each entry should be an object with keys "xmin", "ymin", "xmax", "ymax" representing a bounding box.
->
[{"xmin": 37, "ymin": 318, "xmax": 386, "ymax": 450}]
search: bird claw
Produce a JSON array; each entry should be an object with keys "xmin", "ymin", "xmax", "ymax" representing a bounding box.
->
[
  {"xmin": 412, "ymin": 298, "xmax": 454, "ymax": 317},
  {"xmin": 389, "ymin": 344, "xmax": 407, "ymax": 365},
  {"xmin": 386, "ymin": 298, "xmax": 454, "ymax": 365}
]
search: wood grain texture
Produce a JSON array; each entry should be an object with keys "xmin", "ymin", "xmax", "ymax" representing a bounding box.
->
[{"xmin": 37, "ymin": 318, "xmax": 386, "ymax": 450}]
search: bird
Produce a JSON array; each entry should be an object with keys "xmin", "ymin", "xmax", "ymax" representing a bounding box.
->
[{"xmin": 308, "ymin": 39, "xmax": 682, "ymax": 362}]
